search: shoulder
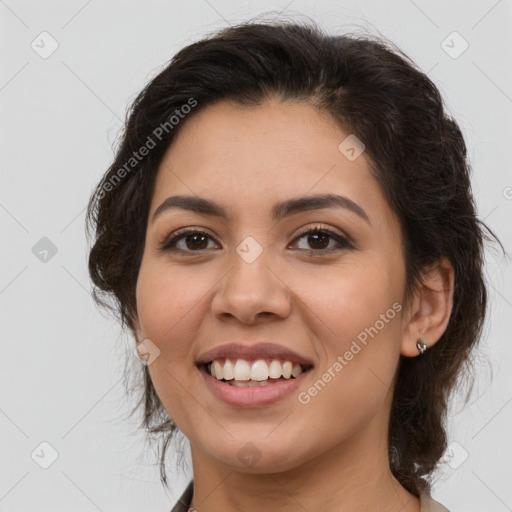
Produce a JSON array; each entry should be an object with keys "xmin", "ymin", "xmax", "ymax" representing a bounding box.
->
[
  {"xmin": 170, "ymin": 480, "xmax": 194, "ymax": 512},
  {"xmin": 419, "ymin": 491, "xmax": 451, "ymax": 512},
  {"xmin": 170, "ymin": 482, "xmax": 451, "ymax": 512}
]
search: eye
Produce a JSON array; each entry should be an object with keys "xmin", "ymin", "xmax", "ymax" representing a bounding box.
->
[
  {"xmin": 158, "ymin": 224, "xmax": 354, "ymax": 255},
  {"xmin": 158, "ymin": 229, "xmax": 219, "ymax": 253},
  {"xmin": 289, "ymin": 224, "xmax": 353, "ymax": 254}
]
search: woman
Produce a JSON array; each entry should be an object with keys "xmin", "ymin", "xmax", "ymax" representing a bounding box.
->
[{"xmin": 86, "ymin": 19, "xmax": 501, "ymax": 512}]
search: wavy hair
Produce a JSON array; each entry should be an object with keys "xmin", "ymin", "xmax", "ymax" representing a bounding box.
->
[{"xmin": 86, "ymin": 19, "xmax": 503, "ymax": 496}]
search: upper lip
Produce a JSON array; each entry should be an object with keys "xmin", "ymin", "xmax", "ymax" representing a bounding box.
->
[{"xmin": 195, "ymin": 342, "xmax": 314, "ymax": 367}]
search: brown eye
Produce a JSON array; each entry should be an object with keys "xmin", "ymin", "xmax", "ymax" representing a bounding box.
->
[
  {"xmin": 306, "ymin": 231, "xmax": 330, "ymax": 250},
  {"xmin": 290, "ymin": 226, "xmax": 353, "ymax": 254},
  {"xmin": 159, "ymin": 230, "xmax": 219, "ymax": 252},
  {"xmin": 159, "ymin": 225, "xmax": 353, "ymax": 255},
  {"xmin": 183, "ymin": 233, "xmax": 209, "ymax": 250}
]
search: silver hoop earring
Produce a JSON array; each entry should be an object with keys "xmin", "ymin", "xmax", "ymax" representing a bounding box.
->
[{"xmin": 416, "ymin": 338, "xmax": 428, "ymax": 355}]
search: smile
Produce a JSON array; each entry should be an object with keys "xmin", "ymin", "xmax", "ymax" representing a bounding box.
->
[
  {"xmin": 206, "ymin": 358, "xmax": 312, "ymax": 385},
  {"xmin": 197, "ymin": 359, "xmax": 314, "ymax": 407}
]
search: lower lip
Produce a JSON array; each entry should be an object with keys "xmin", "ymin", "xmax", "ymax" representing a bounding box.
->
[{"xmin": 198, "ymin": 365, "xmax": 312, "ymax": 407}]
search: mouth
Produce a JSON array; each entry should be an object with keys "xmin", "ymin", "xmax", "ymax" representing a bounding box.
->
[
  {"xmin": 194, "ymin": 342, "xmax": 315, "ymax": 406},
  {"xmin": 197, "ymin": 359, "xmax": 314, "ymax": 407},
  {"xmin": 198, "ymin": 358, "xmax": 314, "ymax": 387}
]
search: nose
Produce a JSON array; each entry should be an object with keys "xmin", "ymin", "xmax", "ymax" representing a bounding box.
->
[{"xmin": 211, "ymin": 246, "xmax": 292, "ymax": 324}]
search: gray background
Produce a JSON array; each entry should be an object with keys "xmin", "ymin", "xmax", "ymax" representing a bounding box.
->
[{"xmin": 1, "ymin": 0, "xmax": 511, "ymax": 510}]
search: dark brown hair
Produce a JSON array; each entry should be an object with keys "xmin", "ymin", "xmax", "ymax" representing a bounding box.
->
[{"xmin": 86, "ymin": 19, "xmax": 503, "ymax": 496}]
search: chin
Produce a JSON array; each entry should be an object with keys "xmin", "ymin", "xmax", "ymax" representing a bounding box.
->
[{"xmin": 205, "ymin": 437, "xmax": 309, "ymax": 474}]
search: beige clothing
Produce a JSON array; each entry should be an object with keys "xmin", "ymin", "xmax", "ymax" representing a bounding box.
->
[{"xmin": 170, "ymin": 481, "xmax": 450, "ymax": 511}]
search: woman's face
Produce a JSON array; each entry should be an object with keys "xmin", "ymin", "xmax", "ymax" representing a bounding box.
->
[{"xmin": 134, "ymin": 99, "xmax": 414, "ymax": 473}]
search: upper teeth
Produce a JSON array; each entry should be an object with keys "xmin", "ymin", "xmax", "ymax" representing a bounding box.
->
[{"xmin": 209, "ymin": 359, "xmax": 304, "ymax": 381}]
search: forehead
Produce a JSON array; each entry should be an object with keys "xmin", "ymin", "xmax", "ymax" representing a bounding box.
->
[{"xmin": 151, "ymin": 99, "xmax": 389, "ymax": 225}]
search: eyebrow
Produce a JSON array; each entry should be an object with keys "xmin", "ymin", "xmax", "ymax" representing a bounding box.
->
[{"xmin": 152, "ymin": 193, "xmax": 370, "ymax": 225}]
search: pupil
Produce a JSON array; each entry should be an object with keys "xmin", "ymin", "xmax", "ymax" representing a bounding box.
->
[
  {"xmin": 186, "ymin": 234, "xmax": 208, "ymax": 250},
  {"xmin": 309, "ymin": 232, "xmax": 328, "ymax": 249}
]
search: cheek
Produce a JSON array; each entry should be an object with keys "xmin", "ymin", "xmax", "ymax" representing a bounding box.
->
[
  {"xmin": 135, "ymin": 263, "xmax": 211, "ymax": 426},
  {"xmin": 295, "ymin": 257, "xmax": 402, "ymax": 406},
  {"xmin": 135, "ymin": 260, "xmax": 212, "ymax": 343},
  {"xmin": 135, "ymin": 260, "xmax": 223, "ymax": 404},
  {"xmin": 294, "ymin": 295, "xmax": 401, "ymax": 447},
  {"xmin": 297, "ymin": 256, "xmax": 402, "ymax": 345}
]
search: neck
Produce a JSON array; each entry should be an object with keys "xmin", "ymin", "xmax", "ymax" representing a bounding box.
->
[{"xmin": 189, "ymin": 420, "xmax": 420, "ymax": 512}]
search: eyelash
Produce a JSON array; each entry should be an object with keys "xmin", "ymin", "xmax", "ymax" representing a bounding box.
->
[{"xmin": 158, "ymin": 224, "xmax": 354, "ymax": 256}]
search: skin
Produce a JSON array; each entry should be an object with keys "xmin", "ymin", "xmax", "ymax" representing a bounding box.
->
[{"xmin": 132, "ymin": 99, "xmax": 454, "ymax": 512}]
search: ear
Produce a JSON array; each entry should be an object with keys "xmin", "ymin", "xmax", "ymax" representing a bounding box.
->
[{"xmin": 401, "ymin": 257, "xmax": 455, "ymax": 357}]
